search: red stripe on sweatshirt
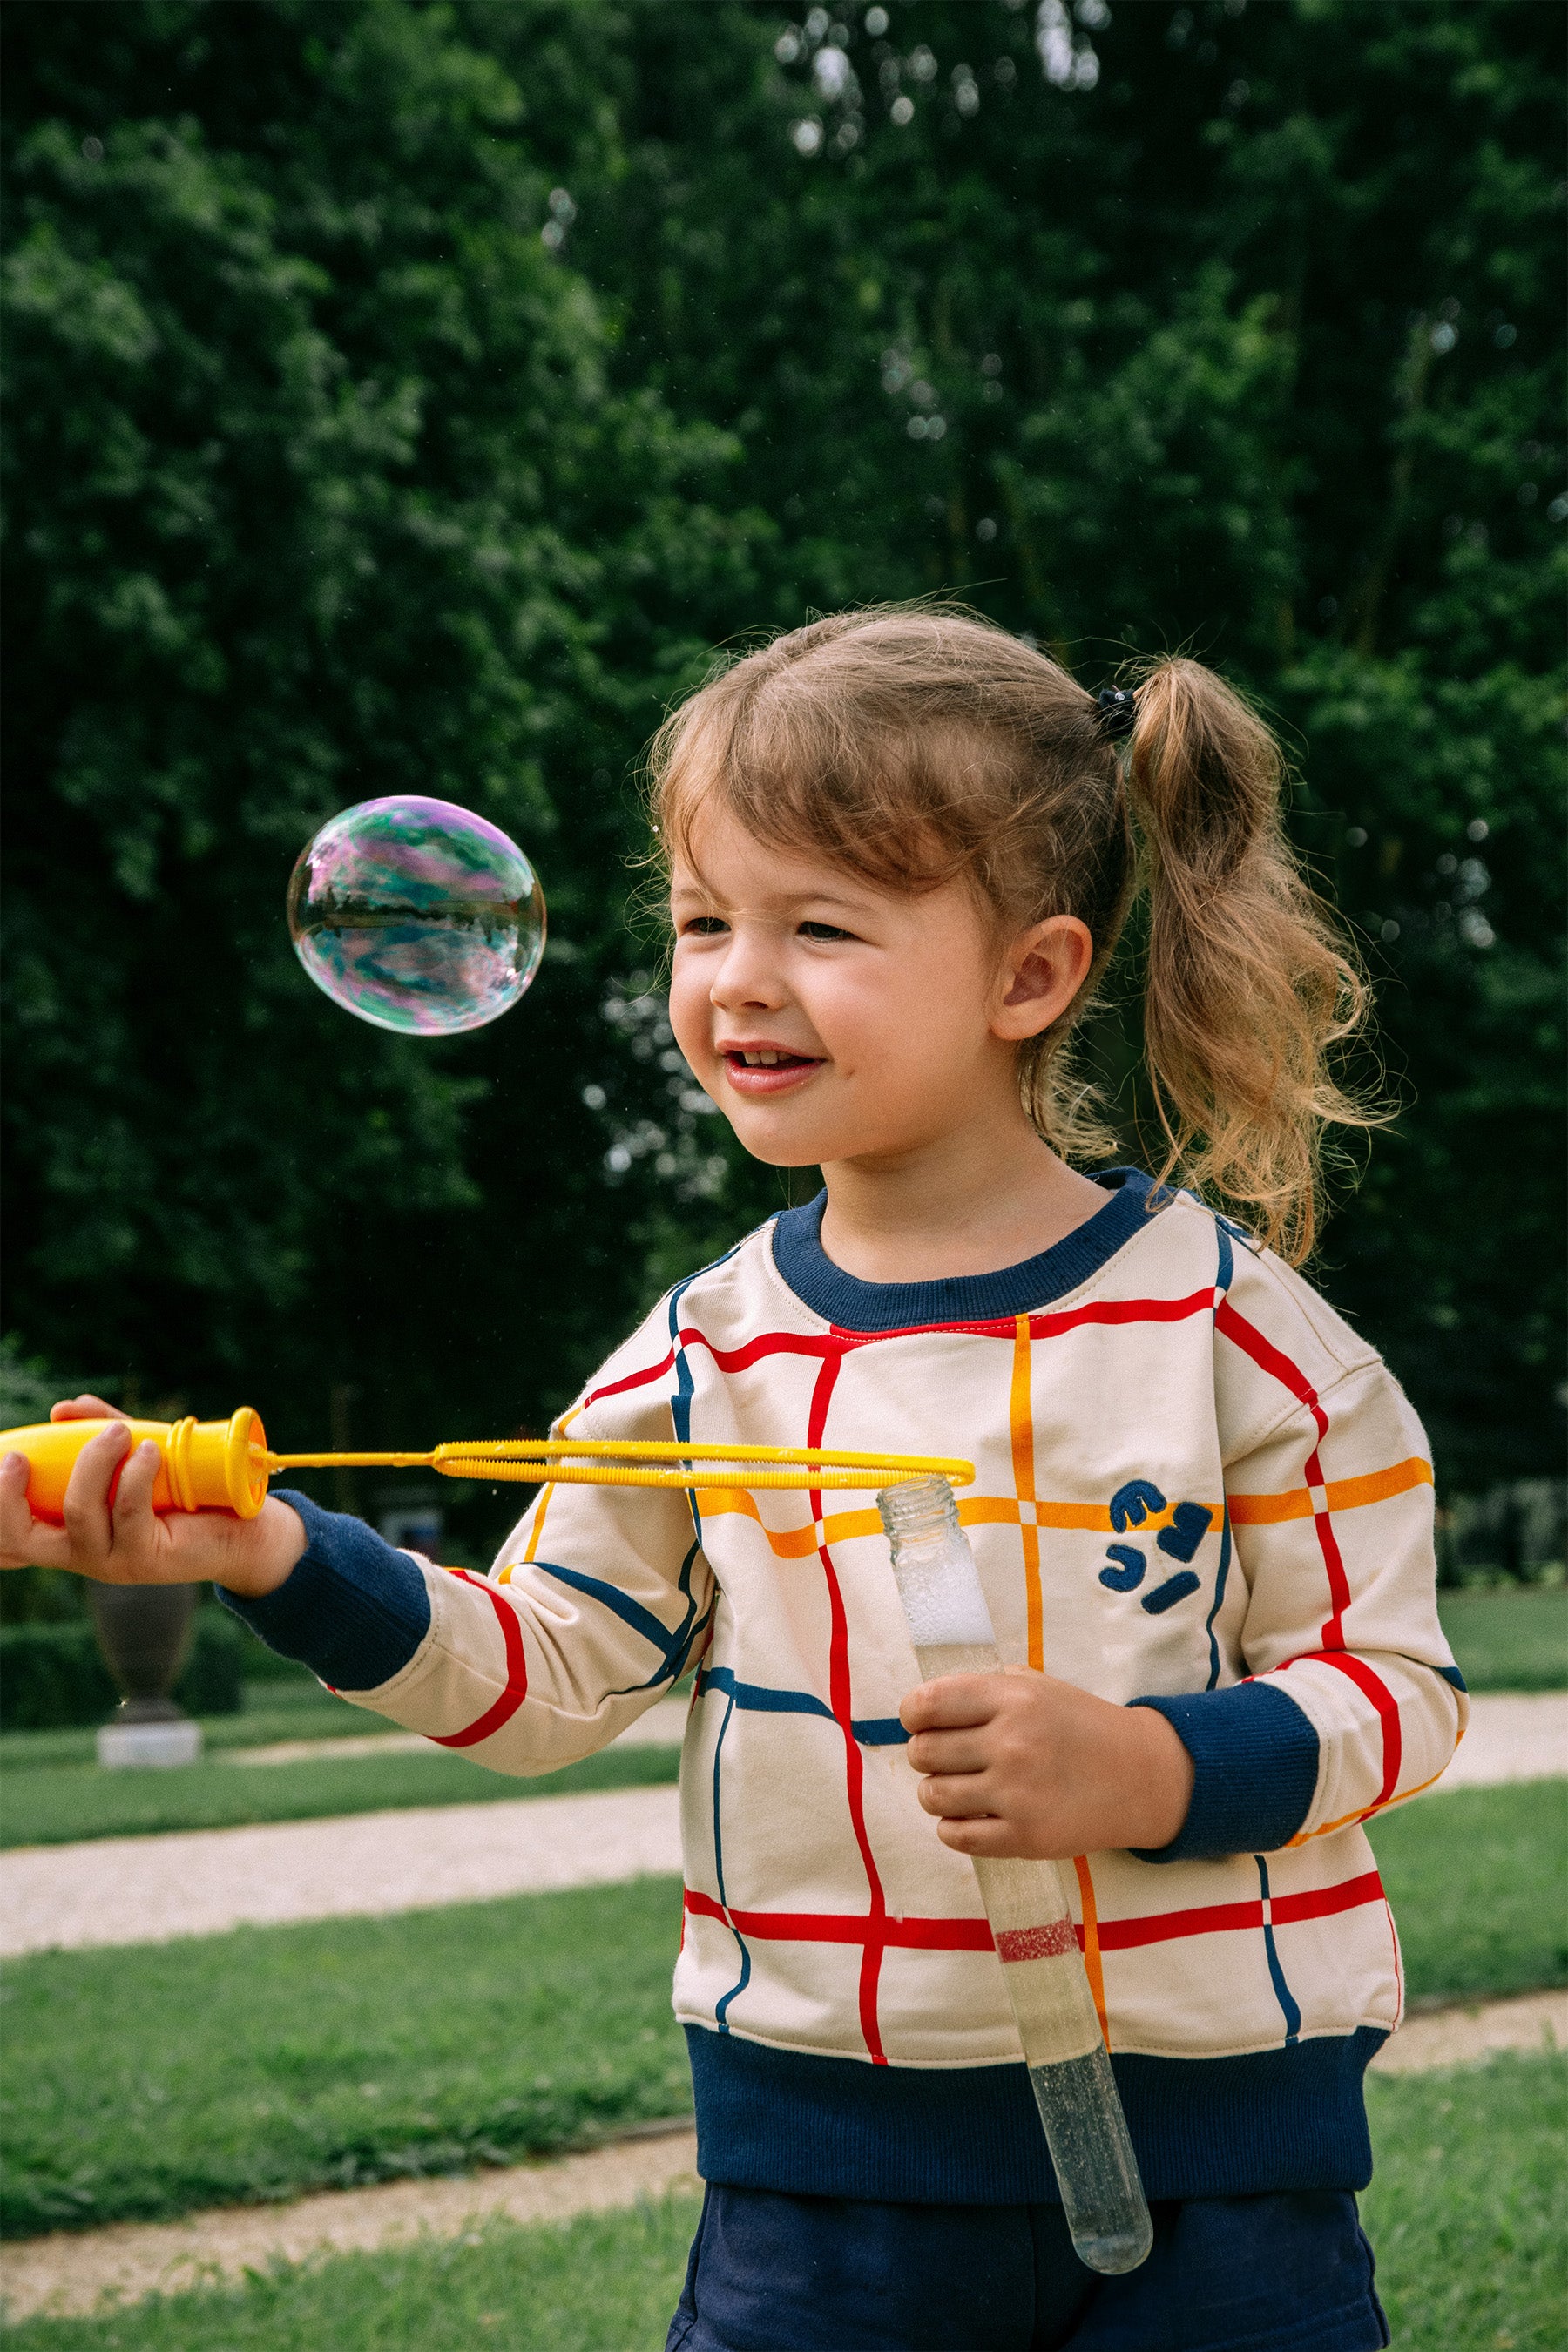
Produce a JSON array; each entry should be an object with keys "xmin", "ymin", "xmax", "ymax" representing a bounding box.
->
[
  {"xmin": 683, "ymin": 1889, "xmax": 993, "ymax": 1951},
  {"xmin": 583, "ymin": 1348, "xmax": 679, "ymax": 1406},
  {"xmin": 824, "ymin": 1290, "xmax": 1220, "ymax": 1347},
  {"xmin": 584, "ymin": 1289, "xmax": 1222, "ymax": 1409},
  {"xmin": 430, "ymin": 1572, "xmax": 529, "ymax": 1747},
  {"xmin": 1095, "ymin": 1869, "xmax": 1387, "ymax": 1952},
  {"xmin": 1215, "ymin": 1299, "xmax": 1354, "ymax": 1648},
  {"xmin": 681, "ymin": 1871, "xmax": 1386, "ymax": 1956},
  {"xmin": 1283, "ymin": 1652, "xmax": 1403, "ymax": 1809}
]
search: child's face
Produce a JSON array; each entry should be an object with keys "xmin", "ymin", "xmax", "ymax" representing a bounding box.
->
[{"xmin": 668, "ymin": 801, "xmax": 1085, "ymax": 1170}]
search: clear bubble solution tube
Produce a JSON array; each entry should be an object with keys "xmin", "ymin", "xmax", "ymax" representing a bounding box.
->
[{"xmin": 878, "ymin": 1476, "xmax": 1153, "ymax": 2274}]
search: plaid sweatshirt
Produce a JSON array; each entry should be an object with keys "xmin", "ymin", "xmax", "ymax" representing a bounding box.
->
[{"xmin": 228, "ymin": 1169, "xmax": 1465, "ymax": 2206}]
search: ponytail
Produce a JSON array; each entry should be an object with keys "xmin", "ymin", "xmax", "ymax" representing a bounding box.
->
[{"xmin": 1125, "ymin": 658, "xmax": 1381, "ymax": 1265}]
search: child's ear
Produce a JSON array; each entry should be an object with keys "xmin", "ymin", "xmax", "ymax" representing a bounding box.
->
[{"xmin": 991, "ymin": 916, "xmax": 1093, "ymax": 1041}]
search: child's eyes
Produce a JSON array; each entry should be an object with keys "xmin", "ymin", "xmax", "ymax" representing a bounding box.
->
[{"xmin": 676, "ymin": 914, "xmax": 857, "ymax": 943}]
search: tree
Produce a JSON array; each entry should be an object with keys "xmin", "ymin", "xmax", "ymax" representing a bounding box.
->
[{"xmin": 2, "ymin": 0, "xmax": 769, "ymax": 1521}]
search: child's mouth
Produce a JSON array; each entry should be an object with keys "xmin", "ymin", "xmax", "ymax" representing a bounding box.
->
[{"xmin": 721, "ymin": 1047, "xmax": 824, "ymax": 1097}]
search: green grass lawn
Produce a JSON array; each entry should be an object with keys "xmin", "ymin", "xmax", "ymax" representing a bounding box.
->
[
  {"xmin": 0, "ymin": 1736, "xmax": 679, "ymax": 1849},
  {"xmin": 0, "ymin": 1672, "xmax": 683, "ymax": 1846},
  {"xmin": 1438, "ymin": 1585, "xmax": 1568, "ymax": 1693},
  {"xmin": 0, "ymin": 1878, "xmax": 692, "ymax": 2237},
  {"xmin": 1362, "ymin": 2054, "xmax": 1567, "ymax": 2351},
  {"xmin": 5, "ymin": 2058, "xmax": 1563, "ymax": 2352},
  {"xmin": 1368, "ymin": 1780, "xmax": 1568, "ymax": 2004},
  {"xmin": 0, "ymin": 1675, "xmax": 367, "ymax": 1770},
  {"xmin": 2, "ymin": 1781, "xmax": 1560, "ymax": 2240}
]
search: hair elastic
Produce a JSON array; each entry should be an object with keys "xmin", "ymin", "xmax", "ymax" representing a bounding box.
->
[{"xmin": 1096, "ymin": 686, "xmax": 1138, "ymax": 742}]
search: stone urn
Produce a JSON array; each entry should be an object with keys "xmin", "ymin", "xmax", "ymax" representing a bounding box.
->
[{"xmin": 91, "ymin": 1583, "xmax": 204, "ymax": 1767}]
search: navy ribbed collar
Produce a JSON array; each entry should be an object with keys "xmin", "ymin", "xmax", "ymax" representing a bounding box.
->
[{"xmin": 771, "ymin": 1167, "xmax": 1161, "ymax": 1333}]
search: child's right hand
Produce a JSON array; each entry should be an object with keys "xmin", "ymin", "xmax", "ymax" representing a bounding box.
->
[{"xmin": 0, "ymin": 1397, "xmax": 307, "ymax": 1598}]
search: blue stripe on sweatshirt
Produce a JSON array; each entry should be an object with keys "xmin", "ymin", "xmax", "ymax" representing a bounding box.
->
[{"xmin": 699, "ymin": 1665, "xmax": 908, "ymax": 1747}]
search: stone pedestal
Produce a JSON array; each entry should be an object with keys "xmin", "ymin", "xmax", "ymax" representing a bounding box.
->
[
  {"xmin": 90, "ymin": 1583, "xmax": 204, "ymax": 1770},
  {"xmin": 97, "ymin": 1715, "xmax": 203, "ymax": 1769}
]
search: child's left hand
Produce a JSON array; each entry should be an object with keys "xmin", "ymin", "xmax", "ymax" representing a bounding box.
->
[{"xmin": 901, "ymin": 1666, "xmax": 1195, "ymax": 1861}]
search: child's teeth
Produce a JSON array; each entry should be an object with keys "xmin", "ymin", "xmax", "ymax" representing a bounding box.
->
[{"xmin": 743, "ymin": 1051, "xmax": 780, "ymax": 1066}]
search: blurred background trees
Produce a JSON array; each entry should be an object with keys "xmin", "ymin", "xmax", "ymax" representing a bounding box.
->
[{"xmin": 3, "ymin": 0, "xmax": 1562, "ymax": 1558}]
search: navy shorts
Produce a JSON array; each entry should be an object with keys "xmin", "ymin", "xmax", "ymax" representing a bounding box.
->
[{"xmin": 665, "ymin": 2182, "xmax": 1389, "ymax": 2352}]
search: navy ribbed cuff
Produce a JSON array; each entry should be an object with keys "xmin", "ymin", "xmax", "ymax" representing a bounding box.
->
[
  {"xmin": 217, "ymin": 1490, "xmax": 431, "ymax": 1692},
  {"xmin": 1127, "ymin": 1678, "xmax": 1321, "ymax": 1862}
]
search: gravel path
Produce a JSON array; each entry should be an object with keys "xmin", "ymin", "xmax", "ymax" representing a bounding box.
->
[
  {"xmin": 3, "ymin": 1990, "xmax": 1561, "ymax": 2324},
  {"xmin": 2, "ymin": 1693, "xmax": 1561, "ymax": 1961},
  {"xmin": 0, "ymin": 2124, "xmax": 702, "ymax": 2324},
  {"xmin": 0, "ymin": 1785, "xmax": 682, "ymax": 1957},
  {"xmin": 1420, "ymin": 1691, "xmax": 1568, "ymax": 1790},
  {"xmin": 1369, "ymin": 1986, "xmax": 1565, "ymax": 2074}
]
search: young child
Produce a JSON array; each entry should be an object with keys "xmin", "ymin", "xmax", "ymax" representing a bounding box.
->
[{"xmin": 3, "ymin": 609, "xmax": 1463, "ymax": 2351}]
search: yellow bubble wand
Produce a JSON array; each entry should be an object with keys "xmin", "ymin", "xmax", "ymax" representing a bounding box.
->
[{"xmin": 0, "ymin": 1409, "xmax": 974, "ymax": 1524}]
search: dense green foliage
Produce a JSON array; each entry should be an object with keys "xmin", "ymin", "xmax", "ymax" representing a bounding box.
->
[
  {"xmin": 3, "ymin": 0, "xmax": 1562, "ymax": 1525},
  {"xmin": 0, "ymin": 1603, "xmax": 241, "ymax": 1730}
]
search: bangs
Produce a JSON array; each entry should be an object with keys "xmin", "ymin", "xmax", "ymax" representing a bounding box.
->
[
  {"xmin": 660, "ymin": 699, "xmax": 1010, "ymax": 900},
  {"xmin": 649, "ymin": 609, "xmax": 1111, "ymax": 922}
]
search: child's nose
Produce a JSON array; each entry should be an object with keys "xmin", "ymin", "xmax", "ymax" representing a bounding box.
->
[{"xmin": 710, "ymin": 930, "xmax": 787, "ymax": 1010}]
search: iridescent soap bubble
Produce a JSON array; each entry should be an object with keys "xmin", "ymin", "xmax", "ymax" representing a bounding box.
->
[{"xmin": 287, "ymin": 796, "xmax": 545, "ymax": 1036}]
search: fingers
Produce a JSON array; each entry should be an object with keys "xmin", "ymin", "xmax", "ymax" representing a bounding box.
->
[
  {"xmin": 111, "ymin": 1439, "xmax": 165, "ymax": 1550},
  {"xmin": 905, "ymin": 1726, "xmax": 990, "ymax": 1777},
  {"xmin": 58, "ymin": 1422, "xmax": 135, "ymax": 1574},
  {"xmin": 50, "ymin": 1396, "xmax": 118, "ymax": 1422},
  {"xmin": 899, "ymin": 1673, "xmax": 1003, "ymax": 1736},
  {"xmin": 935, "ymin": 1815, "xmax": 1024, "ymax": 1858},
  {"xmin": 0, "ymin": 1452, "xmax": 73, "ymax": 1571},
  {"xmin": 916, "ymin": 1771, "xmax": 1001, "ymax": 1822}
]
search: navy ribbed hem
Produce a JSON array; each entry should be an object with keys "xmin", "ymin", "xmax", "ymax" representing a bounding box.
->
[
  {"xmin": 1127, "ymin": 1680, "xmax": 1321, "ymax": 1863},
  {"xmin": 686, "ymin": 2025, "xmax": 1382, "ymax": 2207},
  {"xmin": 217, "ymin": 1491, "xmax": 430, "ymax": 1691},
  {"xmin": 771, "ymin": 1168, "xmax": 1163, "ymax": 1332}
]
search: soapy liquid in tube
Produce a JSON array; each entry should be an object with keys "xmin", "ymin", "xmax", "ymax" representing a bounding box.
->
[{"xmin": 878, "ymin": 1477, "xmax": 1153, "ymax": 2275}]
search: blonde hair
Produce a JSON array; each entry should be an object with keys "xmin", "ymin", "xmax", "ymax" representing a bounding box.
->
[{"xmin": 647, "ymin": 605, "xmax": 1379, "ymax": 1263}]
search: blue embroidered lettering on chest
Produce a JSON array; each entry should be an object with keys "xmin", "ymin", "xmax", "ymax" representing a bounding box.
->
[
  {"xmin": 1156, "ymin": 1501, "xmax": 1213, "ymax": 1564},
  {"xmin": 1109, "ymin": 1478, "xmax": 1165, "ymax": 1532},
  {"xmin": 1139, "ymin": 1569, "xmax": 1201, "ymax": 1614},
  {"xmin": 1099, "ymin": 1545, "xmax": 1146, "ymax": 1593},
  {"xmin": 1101, "ymin": 1484, "xmax": 1213, "ymax": 1612}
]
